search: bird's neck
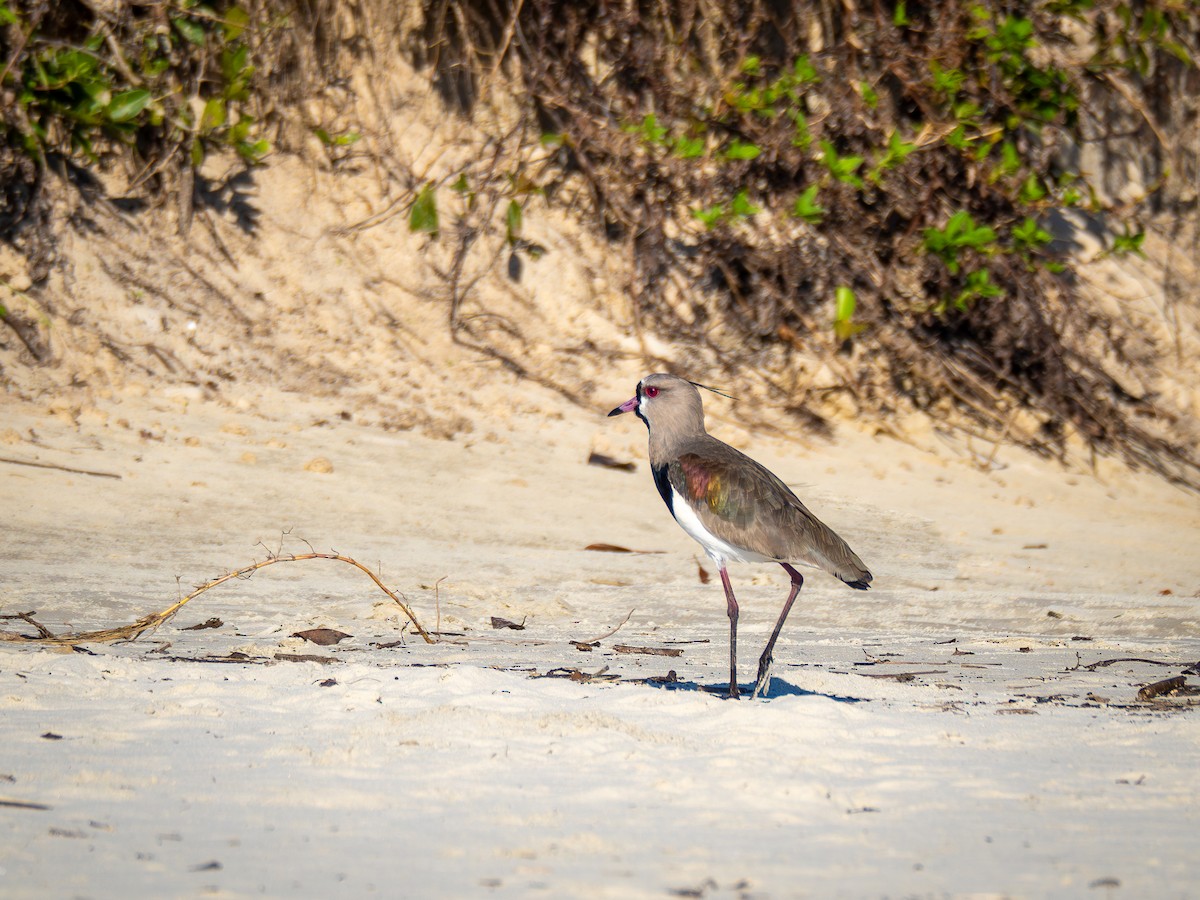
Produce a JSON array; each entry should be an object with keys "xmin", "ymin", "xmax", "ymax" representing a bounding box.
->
[{"xmin": 647, "ymin": 424, "xmax": 708, "ymax": 464}]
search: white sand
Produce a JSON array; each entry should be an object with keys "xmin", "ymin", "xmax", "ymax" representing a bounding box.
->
[{"xmin": 2, "ymin": 385, "xmax": 1198, "ymax": 898}]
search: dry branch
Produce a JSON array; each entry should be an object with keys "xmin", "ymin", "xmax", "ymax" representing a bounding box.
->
[
  {"xmin": 0, "ymin": 552, "xmax": 434, "ymax": 646},
  {"xmin": 1136, "ymin": 676, "xmax": 1189, "ymax": 702}
]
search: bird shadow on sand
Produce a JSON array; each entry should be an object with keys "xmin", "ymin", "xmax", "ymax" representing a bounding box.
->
[{"xmin": 643, "ymin": 676, "xmax": 868, "ymax": 703}]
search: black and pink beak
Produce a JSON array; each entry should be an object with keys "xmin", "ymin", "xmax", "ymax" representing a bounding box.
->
[{"xmin": 608, "ymin": 394, "xmax": 639, "ymax": 417}]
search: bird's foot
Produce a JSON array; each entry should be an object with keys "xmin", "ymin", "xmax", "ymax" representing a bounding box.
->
[
  {"xmin": 752, "ymin": 654, "xmax": 773, "ymax": 699},
  {"xmin": 727, "ymin": 682, "xmax": 740, "ymax": 700}
]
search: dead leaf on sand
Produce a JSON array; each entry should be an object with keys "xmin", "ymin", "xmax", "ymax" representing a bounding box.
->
[
  {"xmin": 644, "ymin": 670, "xmax": 679, "ymax": 685},
  {"xmin": 490, "ymin": 617, "xmax": 526, "ymax": 631},
  {"xmin": 292, "ymin": 628, "xmax": 352, "ymax": 646},
  {"xmin": 584, "ymin": 543, "xmax": 665, "ymax": 554},
  {"xmin": 182, "ymin": 617, "xmax": 223, "ymax": 631},
  {"xmin": 586, "ymin": 452, "xmax": 635, "ymax": 472}
]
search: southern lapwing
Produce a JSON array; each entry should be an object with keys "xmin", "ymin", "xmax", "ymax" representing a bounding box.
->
[{"xmin": 609, "ymin": 373, "xmax": 872, "ymax": 699}]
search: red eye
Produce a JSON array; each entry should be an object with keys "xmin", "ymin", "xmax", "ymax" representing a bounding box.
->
[{"xmin": 644, "ymin": 386, "xmax": 659, "ymax": 398}]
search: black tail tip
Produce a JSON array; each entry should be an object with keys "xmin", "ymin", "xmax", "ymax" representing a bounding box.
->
[{"xmin": 843, "ymin": 576, "xmax": 872, "ymax": 591}]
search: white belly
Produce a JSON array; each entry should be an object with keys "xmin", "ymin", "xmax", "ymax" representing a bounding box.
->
[{"xmin": 669, "ymin": 487, "xmax": 776, "ymax": 567}]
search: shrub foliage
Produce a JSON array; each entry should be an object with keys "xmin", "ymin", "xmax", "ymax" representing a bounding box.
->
[{"xmin": 420, "ymin": 0, "xmax": 1200, "ymax": 486}]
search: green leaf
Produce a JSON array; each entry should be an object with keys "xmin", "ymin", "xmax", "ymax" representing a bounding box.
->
[
  {"xmin": 923, "ymin": 211, "xmax": 997, "ymax": 274},
  {"xmin": 223, "ymin": 6, "xmax": 250, "ymax": 41},
  {"xmin": 860, "ymin": 81, "xmax": 879, "ymax": 110},
  {"xmin": 730, "ymin": 189, "xmax": 760, "ymax": 218},
  {"xmin": 893, "ymin": 1, "xmax": 909, "ymax": 27},
  {"xmin": 741, "ymin": 55, "xmax": 761, "ymax": 76},
  {"xmin": 929, "ymin": 61, "xmax": 964, "ymax": 101},
  {"xmin": 723, "ymin": 139, "xmax": 761, "ymax": 161},
  {"xmin": 954, "ymin": 268, "xmax": 1003, "ymax": 310},
  {"xmin": 819, "ymin": 140, "xmax": 864, "ymax": 188},
  {"xmin": 692, "ymin": 204, "xmax": 726, "ymax": 230},
  {"xmin": 409, "ymin": 184, "xmax": 439, "ymax": 237},
  {"xmin": 1018, "ymin": 173, "xmax": 1047, "ymax": 203},
  {"xmin": 790, "ymin": 184, "xmax": 825, "ymax": 224},
  {"xmin": 792, "ymin": 55, "xmax": 819, "ymax": 84},
  {"xmin": 0, "ymin": 3, "xmax": 18, "ymax": 25},
  {"xmin": 450, "ymin": 172, "xmax": 475, "ymax": 209},
  {"xmin": 172, "ymin": 16, "xmax": 207, "ymax": 46},
  {"xmin": 672, "ymin": 135, "xmax": 705, "ymax": 159},
  {"xmin": 1110, "ymin": 226, "xmax": 1145, "ymax": 257},
  {"xmin": 1161, "ymin": 40, "xmax": 1193, "ymax": 66},
  {"xmin": 143, "ymin": 56, "xmax": 170, "ymax": 78},
  {"xmin": 992, "ymin": 140, "xmax": 1021, "ymax": 180},
  {"xmin": 229, "ymin": 114, "xmax": 253, "ymax": 143},
  {"xmin": 944, "ymin": 125, "xmax": 969, "ymax": 151},
  {"xmin": 835, "ymin": 286, "xmax": 856, "ymax": 322},
  {"xmin": 505, "ymin": 199, "xmax": 523, "ymax": 245},
  {"xmin": 871, "ymin": 131, "xmax": 916, "ymax": 182},
  {"xmin": 629, "ymin": 114, "xmax": 667, "ymax": 145},
  {"xmin": 945, "ymin": 211, "xmax": 995, "ymax": 247},
  {"xmin": 315, "ymin": 127, "xmax": 359, "ymax": 148},
  {"xmin": 201, "ymin": 97, "xmax": 226, "ymax": 131},
  {"xmin": 790, "ymin": 110, "xmax": 812, "ymax": 150},
  {"xmin": 221, "ymin": 44, "xmax": 249, "ymax": 83},
  {"xmin": 237, "ymin": 139, "xmax": 269, "ymax": 162},
  {"xmin": 106, "ymin": 89, "xmax": 150, "ymax": 123},
  {"xmin": 1012, "ymin": 216, "xmax": 1051, "ymax": 249},
  {"xmin": 889, "ymin": 131, "xmax": 916, "ymax": 164},
  {"xmin": 833, "ymin": 285, "xmax": 867, "ymax": 340}
]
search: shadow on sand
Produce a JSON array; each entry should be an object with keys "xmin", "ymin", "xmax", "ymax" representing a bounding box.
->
[{"xmin": 643, "ymin": 675, "xmax": 868, "ymax": 703}]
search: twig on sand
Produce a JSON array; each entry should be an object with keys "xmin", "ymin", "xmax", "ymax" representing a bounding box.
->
[
  {"xmin": 0, "ymin": 456, "xmax": 122, "ymax": 479},
  {"xmin": 858, "ymin": 670, "xmax": 947, "ymax": 680},
  {"xmin": 576, "ymin": 609, "xmax": 635, "ymax": 645},
  {"xmin": 0, "ymin": 552, "xmax": 434, "ymax": 646},
  {"xmin": 612, "ymin": 644, "xmax": 683, "ymax": 657},
  {"xmin": 1083, "ymin": 657, "xmax": 1189, "ymax": 671},
  {"xmin": 0, "ymin": 612, "xmax": 54, "ymax": 639},
  {"xmin": 0, "ymin": 798, "xmax": 51, "ymax": 811},
  {"xmin": 534, "ymin": 666, "xmax": 621, "ymax": 683}
]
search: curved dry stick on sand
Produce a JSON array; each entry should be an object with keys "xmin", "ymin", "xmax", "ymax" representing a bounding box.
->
[
  {"xmin": 577, "ymin": 608, "xmax": 635, "ymax": 645},
  {"xmin": 0, "ymin": 553, "xmax": 435, "ymax": 646}
]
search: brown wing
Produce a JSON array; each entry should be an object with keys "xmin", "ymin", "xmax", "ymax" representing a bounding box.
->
[{"xmin": 668, "ymin": 438, "xmax": 872, "ymax": 587}]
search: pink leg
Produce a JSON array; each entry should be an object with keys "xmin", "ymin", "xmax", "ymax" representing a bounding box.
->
[
  {"xmin": 719, "ymin": 566, "xmax": 740, "ymax": 699},
  {"xmin": 753, "ymin": 564, "xmax": 804, "ymax": 698}
]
